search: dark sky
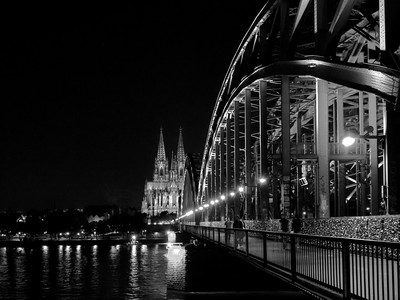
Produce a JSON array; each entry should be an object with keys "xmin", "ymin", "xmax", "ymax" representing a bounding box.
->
[{"xmin": 1, "ymin": 2, "xmax": 267, "ymax": 211}]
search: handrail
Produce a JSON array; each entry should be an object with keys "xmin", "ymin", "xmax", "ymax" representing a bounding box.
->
[{"xmin": 182, "ymin": 224, "xmax": 400, "ymax": 300}]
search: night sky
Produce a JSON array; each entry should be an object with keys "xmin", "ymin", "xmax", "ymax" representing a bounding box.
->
[{"xmin": 1, "ymin": 2, "xmax": 267, "ymax": 211}]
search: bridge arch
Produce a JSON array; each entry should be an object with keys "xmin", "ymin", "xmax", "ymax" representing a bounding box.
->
[{"xmin": 182, "ymin": 1, "xmax": 400, "ymax": 223}]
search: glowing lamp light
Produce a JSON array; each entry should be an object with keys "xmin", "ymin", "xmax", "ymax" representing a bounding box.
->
[
  {"xmin": 230, "ymin": 192, "xmax": 235, "ymax": 197},
  {"xmin": 204, "ymin": 204, "xmax": 210, "ymax": 208},
  {"xmin": 199, "ymin": 206, "xmax": 204, "ymax": 210},
  {"xmin": 210, "ymin": 200, "xmax": 215, "ymax": 205},
  {"xmin": 259, "ymin": 177, "xmax": 267, "ymax": 184},
  {"xmin": 215, "ymin": 199, "xmax": 219, "ymax": 203},
  {"xmin": 238, "ymin": 186, "xmax": 244, "ymax": 193},
  {"xmin": 342, "ymin": 136, "xmax": 356, "ymax": 147},
  {"xmin": 220, "ymin": 195, "xmax": 226, "ymax": 200}
]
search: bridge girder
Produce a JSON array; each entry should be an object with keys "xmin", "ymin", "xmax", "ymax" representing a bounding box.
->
[{"xmin": 185, "ymin": 0, "xmax": 399, "ymax": 222}]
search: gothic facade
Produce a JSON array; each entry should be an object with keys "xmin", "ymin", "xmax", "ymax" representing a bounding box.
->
[{"xmin": 141, "ymin": 128, "xmax": 185, "ymax": 217}]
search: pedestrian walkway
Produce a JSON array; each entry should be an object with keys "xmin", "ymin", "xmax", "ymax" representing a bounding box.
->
[
  {"xmin": 185, "ymin": 225, "xmax": 400, "ymax": 300},
  {"xmin": 168, "ymin": 290, "xmax": 316, "ymax": 299}
]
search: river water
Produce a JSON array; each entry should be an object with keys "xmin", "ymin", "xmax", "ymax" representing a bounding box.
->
[{"xmin": 0, "ymin": 240, "xmax": 312, "ymax": 299}]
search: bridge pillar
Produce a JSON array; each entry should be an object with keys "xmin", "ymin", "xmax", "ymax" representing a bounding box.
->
[
  {"xmin": 215, "ymin": 141, "xmax": 220, "ymax": 221},
  {"xmin": 296, "ymin": 112, "xmax": 302, "ymax": 217},
  {"xmin": 209, "ymin": 155, "xmax": 215, "ymax": 222},
  {"xmin": 281, "ymin": 76, "xmax": 291, "ymax": 217},
  {"xmin": 226, "ymin": 117, "xmax": 233, "ymax": 220},
  {"xmin": 336, "ymin": 89, "xmax": 346, "ymax": 217},
  {"xmin": 220, "ymin": 127, "xmax": 226, "ymax": 220},
  {"xmin": 259, "ymin": 80, "xmax": 269, "ymax": 220},
  {"xmin": 245, "ymin": 89, "xmax": 252, "ymax": 220},
  {"xmin": 368, "ymin": 93, "xmax": 379, "ymax": 215},
  {"xmin": 234, "ymin": 100, "xmax": 241, "ymax": 218},
  {"xmin": 206, "ymin": 170, "xmax": 211, "ymax": 220},
  {"xmin": 358, "ymin": 92, "xmax": 366, "ymax": 216},
  {"xmin": 316, "ymin": 79, "xmax": 330, "ymax": 218}
]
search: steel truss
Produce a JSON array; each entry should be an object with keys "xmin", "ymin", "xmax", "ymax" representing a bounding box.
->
[{"xmin": 186, "ymin": 1, "xmax": 399, "ymax": 221}]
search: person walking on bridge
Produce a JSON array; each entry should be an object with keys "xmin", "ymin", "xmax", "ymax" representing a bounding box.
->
[
  {"xmin": 280, "ymin": 215, "xmax": 289, "ymax": 249},
  {"xmin": 233, "ymin": 215, "xmax": 245, "ymax": 249},
  {"xmin": 292, "ymin": 214, "xmax": 302, "ymax": 248},
  {"xmin": 225, "ymin": 217, "xmax": 233, "ymax": 244}
]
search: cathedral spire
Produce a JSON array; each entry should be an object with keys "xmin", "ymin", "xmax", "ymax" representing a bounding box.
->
[
  {"xmin": 157, "ymin": 127, "xmax": 167, "ymax": 161},
  {"xmin": 177, "ymin": 127, "xmax": 185, "ymax": 162}
]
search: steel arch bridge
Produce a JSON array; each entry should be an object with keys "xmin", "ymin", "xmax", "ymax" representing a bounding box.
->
[{"xmin": 182, "ymin": 0, "xmax": 399, "ymax": 222}]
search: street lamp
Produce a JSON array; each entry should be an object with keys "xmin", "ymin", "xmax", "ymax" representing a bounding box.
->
[{"xmin": 342, "ymin": 126, "xmax": 388, "ymax": 215}]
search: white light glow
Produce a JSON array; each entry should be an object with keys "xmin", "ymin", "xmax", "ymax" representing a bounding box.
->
[{"xmin": 342, "ymin": 136, "xmax": 356, "ymax": 147}]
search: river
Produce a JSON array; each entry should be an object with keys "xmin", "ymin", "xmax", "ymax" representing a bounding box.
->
[{"xmin": 0, "ymin": 238, "xmax": 314, "ymax": 299}]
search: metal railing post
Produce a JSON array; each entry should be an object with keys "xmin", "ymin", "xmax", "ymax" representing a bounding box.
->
[
  {"xmin": 263, "ymin": 232, "xmax": 267, "ymax": 266},
  {"xmin": 245, "ymin": 230, "xmax": 249, "ymax": 256},
  {"xmin": 342, "ymin": 240, "xmax": 351, "ymax": 299},
  {"xmin": 290, "ymin": 234, "xmax": 296, "ymax": 282}
]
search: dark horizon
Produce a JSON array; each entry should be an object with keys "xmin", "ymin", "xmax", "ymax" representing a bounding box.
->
[{"xmin": 1, "ymin": 2, "xmax": 267, "ymax": 211}]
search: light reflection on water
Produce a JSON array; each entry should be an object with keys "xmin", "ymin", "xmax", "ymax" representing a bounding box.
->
[{"xmin": 0, "ymin": 244, "xmax": 182, "ymax": 299}]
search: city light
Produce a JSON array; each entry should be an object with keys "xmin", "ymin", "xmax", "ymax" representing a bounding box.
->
[{"xmin": 220, "ymin": 195, "xmax": 226, "ymax": 200}]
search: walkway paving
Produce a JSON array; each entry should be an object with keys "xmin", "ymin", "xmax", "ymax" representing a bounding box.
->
[{"xmin": 167, "ymin": 290, "xmax": 317, "ymax": 299}]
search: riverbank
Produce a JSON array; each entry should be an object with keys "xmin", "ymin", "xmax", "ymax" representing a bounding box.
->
[
  {"xmin": 0, "ymin": 237, "xmax": 168, "ymax": 247},
  {"xmin": 0, "ymin": 231, "xmax": 190, "ymax": 247}
]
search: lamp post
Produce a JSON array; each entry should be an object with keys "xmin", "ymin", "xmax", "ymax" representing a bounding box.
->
[{"xmin": 342, "ymin": 127, "xmax": 388, "ymax": 215}]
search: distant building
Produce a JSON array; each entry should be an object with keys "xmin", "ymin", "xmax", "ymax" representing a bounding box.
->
[{"xmin": 141, "ymin": 128, "xmax": 185, "ymax": 217}]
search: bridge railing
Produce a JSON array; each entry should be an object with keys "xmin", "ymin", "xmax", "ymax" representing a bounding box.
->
[{"xmin": 182, "ymin": 224, "xmax": 399, "ymax": 300}]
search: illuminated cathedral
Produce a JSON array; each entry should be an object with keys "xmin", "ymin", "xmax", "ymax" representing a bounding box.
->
[{"xmin": 141, "ymin": 127, "xmax": 185, "ymax": 217}]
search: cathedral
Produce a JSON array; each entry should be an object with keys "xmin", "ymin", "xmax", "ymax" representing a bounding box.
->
[{"xmin": 141, "ymin": 127, "xmax": 185, "ymax": 217}]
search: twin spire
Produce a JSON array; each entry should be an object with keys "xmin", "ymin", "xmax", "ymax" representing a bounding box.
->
[{"xmin": 156, "ymin": 127, "xmax": 185, "ymax": 162}]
